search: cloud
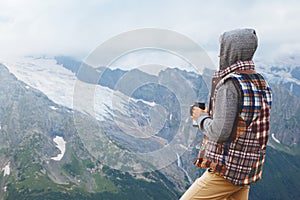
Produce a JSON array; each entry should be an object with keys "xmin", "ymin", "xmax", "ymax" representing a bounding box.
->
[{"xmin": 0, "ymin": 0, "xmax": 299, "ymax": 64}]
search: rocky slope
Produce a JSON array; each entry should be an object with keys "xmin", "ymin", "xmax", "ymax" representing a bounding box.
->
[{"xmin": 0, "ymin": 64, "xmax": 180, "ymax": 199}]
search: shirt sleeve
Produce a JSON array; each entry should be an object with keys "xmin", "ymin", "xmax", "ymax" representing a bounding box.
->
[{"xmin": 197, "ymin": 79, "xmax": 240, "ymax": 142}]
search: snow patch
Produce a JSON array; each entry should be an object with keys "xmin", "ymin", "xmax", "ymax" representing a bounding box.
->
[
  {"xmin": 129, "ymin": 98, "xmax": 156, "ymax": 107},
  {"xmin": 290, "ymin": 83, "xmax": 294, "ymax": 93},
  {"xmin": 49, "ymin": 106, "xmax": 58, "ymax": 110},
  {"xmin": 271, "ymin": 133, "xmax": 281, "ymax": 144},
  {"xmin": 51, "ymin": 136, "xmax": 66, "ymax": 161},
  {"xmin": 179, "ymin": 144, "xmax": 189, "ymax": 151},
  {"xmin": 2, "ymin": 162, "xmax": 10, "ymax": 177}
]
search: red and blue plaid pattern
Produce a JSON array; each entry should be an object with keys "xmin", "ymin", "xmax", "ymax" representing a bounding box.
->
[
  {"xmin": 213, "ymin": 60, "xmax": 255, "ymax": 78},
  {"xmin": 194, "ymin": 61, "xmax": 272, "ymax": 186},
  {"xmin": 231, "ymin": 73, "xmax": 272, "ymax": 126}
]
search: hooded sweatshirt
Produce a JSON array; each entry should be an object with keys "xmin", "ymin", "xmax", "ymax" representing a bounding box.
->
[
  {"xmin": 219, "ymin": 28, "xmax": 258, "ymax": 70},
  {"xmin": 197, "ymin": 28, "xmax": 258, "ymax": 142}
]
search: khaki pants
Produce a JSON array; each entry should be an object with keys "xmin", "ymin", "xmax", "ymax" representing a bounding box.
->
[{"xmin": 180, "ymin": 170, "xmax": 250, "ymax": 200}]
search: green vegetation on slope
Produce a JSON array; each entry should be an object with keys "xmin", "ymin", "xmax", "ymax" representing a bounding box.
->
[
  {"xmin": 3, "ymin": 140, "xmax": 180, "ymax": 200},
  {"xmin": 250, "ymin": 147, "xmax": 300, "ymax": 200}
]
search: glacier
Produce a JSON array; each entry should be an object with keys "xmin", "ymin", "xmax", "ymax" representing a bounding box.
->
[{"xmin": 2, "ymin": 57, "xmax": 140, "ymax": 121}]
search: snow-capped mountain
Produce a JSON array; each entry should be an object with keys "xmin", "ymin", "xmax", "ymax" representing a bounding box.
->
[
  {"xmin": 256, "ymin": 56, "xmax": 300, "ymax": 97},
  {"xmin": 3, "ymin": 57, "xmax": 150, "ymax": 122},
  {"xmin": 0, "ymin": 64, "xmax": 180, "ymax": 199},
  {"xmin": 3, "ymin": 56, "xmax": 300, "ymax": 148},
  {"xmin": 2, "ymin": 56, "xmax": 206, "ymax": 174},
  {"xmin": 1, "ymin": 56, "xmax": 300, "ymax": 199}
]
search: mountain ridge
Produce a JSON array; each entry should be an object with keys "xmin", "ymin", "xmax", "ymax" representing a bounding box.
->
[
  {"xmin": 0, "ymin": 64, "xmax": 181, "ymax": 200},
  {"xmin": 1, "ymin": 56, "xmax": 300, "ymax": 199}
]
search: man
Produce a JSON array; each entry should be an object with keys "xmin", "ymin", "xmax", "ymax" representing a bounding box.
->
[{"xmin": 180, "ymin": 28, "xmax": 272, "ymax": 200}]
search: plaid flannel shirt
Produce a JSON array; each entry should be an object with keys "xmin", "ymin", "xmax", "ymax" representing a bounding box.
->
[{"xmin": 194, "ymin": 62, "xmax": 272, "ymax": 186}]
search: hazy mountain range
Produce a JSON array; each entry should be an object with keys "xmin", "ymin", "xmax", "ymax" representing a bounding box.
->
[{"xmin": 0, "ymin": 56, "xmax": 299, "ymax": 199}]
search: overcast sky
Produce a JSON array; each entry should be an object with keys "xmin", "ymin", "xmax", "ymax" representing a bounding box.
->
[{"xmin": 0, "ymin": 0, "xmax": 299, "ymax": 66}]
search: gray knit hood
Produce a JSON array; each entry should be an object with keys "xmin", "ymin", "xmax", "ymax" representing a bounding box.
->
[{"xmin": 219, "ymin": 28, "xmax": 258, "ymax": 70}]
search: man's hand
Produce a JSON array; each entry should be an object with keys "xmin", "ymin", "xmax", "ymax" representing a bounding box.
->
[{"xmin": 192, "ymin": 106, "xmax": 208, "ymax": 121}]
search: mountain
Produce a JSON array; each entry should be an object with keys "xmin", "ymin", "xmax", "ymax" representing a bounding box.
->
[
  {"xmin": 56, "ymin": 56, "xmax": 300, "ymax": 148},
  {"xmin": 0, "ymin": 64, "xmax": 180, "ymax": 199},
  {"xmin": 257, "ymin": 56, "xmax": 300, "ymax": 99},
  {"xmin": 1, "ymin": 56, "xmax": 300, "ymax": 199},
  {"xmin": 53, "ymin": 56, "xmax": 300, "ymax": 199},
  {"xmin": 268, "ymin": 83, "xmax": 300, "ymax": 148}
]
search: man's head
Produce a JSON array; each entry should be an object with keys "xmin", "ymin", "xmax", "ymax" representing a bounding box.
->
[{"xmin": 219, "ymin": 28, "xmax": 258, "ymax": 70}]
